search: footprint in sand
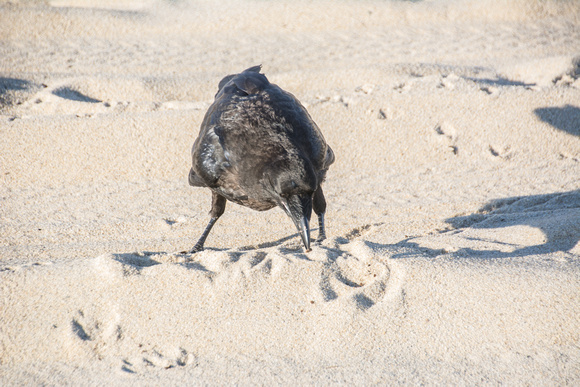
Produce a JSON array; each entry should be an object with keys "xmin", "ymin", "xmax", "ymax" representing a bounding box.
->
[
  {"xmin": 185, "ymin": 229, "xmax": 400, "ymax": 312},
  {"xmin": 122, "ymin": 347, "xmax": 197, "ymax": 373},
  {"xmin": 50, "ymin": 234, "xmax": 405, "ymax": 373},
  {"xmin": 488, "ymin": 144, "xmax": 513, "ymax": 160},
  {"xmin": 69, "ymin": 280, "xmax": 197, "ymax": 372},
  {"xmin": 318, "ymin": 243, "xmax": 390, "ymax": 311},
  {"xmin": 433, "ymin": 121, "xmax": 459, "ymax": 155},
  {"xmin": 70, "ymin": 308, "xmax": 123, "ymax": 358},
  {"xmin": 71, "ymin": 310, "xmax": 95, "ymax": 342}
]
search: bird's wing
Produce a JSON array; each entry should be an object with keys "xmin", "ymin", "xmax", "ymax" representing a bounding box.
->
[
  {"xmin": 192, "ymin": 125, "xmax": 231, "ymax": 188},
  {"xmin": 188, "ymin": 168, "xmax": 206, "ymax": 187},
  {"xmin": 324, "ymin": 145, "xmax": 335, "ymax": 169}
]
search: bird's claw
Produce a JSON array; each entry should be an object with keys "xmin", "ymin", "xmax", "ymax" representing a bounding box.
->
[
  {"xmin": 179, "ymin": 244, "xmax": 204, "ymax": 255},
  {"xmin": 189, "ymin": 244, "xmax": 204, "ymax": 254}
]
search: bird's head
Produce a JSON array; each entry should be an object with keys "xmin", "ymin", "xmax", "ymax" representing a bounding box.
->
[{"xmin": 265, "ymin": 158, "xmax": 317, "ymax": 252}]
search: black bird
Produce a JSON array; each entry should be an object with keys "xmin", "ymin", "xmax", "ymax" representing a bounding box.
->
[{"xmin": 187, "ymin": 65, "xmax": 334, "ymax": 253}]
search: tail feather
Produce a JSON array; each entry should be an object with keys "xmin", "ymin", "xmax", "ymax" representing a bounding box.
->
[
  {"xmin": 216, "ymin": 65, "xmax": 267, "ymax": 96},
  {"xmin": 233, "ymin": 67, "xmax": 268, "ymax": 95}
]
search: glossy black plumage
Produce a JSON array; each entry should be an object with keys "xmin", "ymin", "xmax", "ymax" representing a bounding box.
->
[{"xmin": 188, "ymin": 65, "xmax": 334, "ymax": 252}]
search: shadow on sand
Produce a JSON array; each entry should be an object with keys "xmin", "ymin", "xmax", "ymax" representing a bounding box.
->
[
  {"xmin": 52, "ymin": 87, "xmax": 102, "ymax": 103},
  {"xmin": 0, "ymin": 77, "xmax": 41, "ymax": 106},
  {"xmin": 369, "ymin": 190, "xmax": 580, "ymax": 260},
  {"xmin": 534, "ymin": 105, "xmax": 580, "ymax": 137},
  {"xmin": 115, "ymin": 191, "xmax": 579, "ymax": 264}
]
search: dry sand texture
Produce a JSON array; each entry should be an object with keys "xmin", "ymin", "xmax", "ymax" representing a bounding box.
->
[{"xmin": 1, "ymin": 0, "xmax": 580, "ymax": 384}]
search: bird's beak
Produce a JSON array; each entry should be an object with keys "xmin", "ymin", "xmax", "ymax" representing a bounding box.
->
[
  {"xmin": 281, "ymin": 195, "xmax": 312, "ymax": 252},
  {"xmin": 297, "ymin": 216, "xmax": 311, "ymax": 252}
]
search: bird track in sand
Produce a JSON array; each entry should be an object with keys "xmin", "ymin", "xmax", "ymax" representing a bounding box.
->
[{"xmin": 32, "ymin": 237, "xmax": 404, "ymax": 374}]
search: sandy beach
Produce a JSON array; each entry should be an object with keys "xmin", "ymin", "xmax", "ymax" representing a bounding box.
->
[{"xmin": 1, "ymin": 0, "xmax": 580, "ymax": 384}]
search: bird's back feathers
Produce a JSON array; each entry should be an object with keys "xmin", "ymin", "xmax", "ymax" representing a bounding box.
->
[{"xmin": 190, "ymin": 66, "xmax": 334, "ymax": 210}]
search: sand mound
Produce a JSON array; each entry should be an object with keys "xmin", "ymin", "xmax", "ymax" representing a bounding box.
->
[{"xmin": 1, "ymin": 240, "xmax": 401, "ymax": 374}]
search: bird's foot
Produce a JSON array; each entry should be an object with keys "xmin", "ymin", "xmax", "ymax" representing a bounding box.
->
[
  {"xmin": 315, "ymin": 232, "xmax": 326, "ymax": 244},
  {"xmin": 189, "ymin": 243, "xmax": 204, "ymax": 254},
  {"xmin": 179, "ymin": 244, "xmax": 204, "ymax": 254}
]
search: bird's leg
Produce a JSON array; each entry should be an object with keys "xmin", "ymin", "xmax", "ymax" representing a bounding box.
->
[
  {"xmin": 190, "ymin": 192, "xmax": 226, "ymax": 253},
  {"xmin": 191, "ymin": 217, "xmax": 217, "ymax": 252},
  {"xmin": 312, "ymin": 186, "xmax": 327, "ymax": 242},
  {"xmin": 317, "ymin": 212, "xmax": 326, "ymax": 242}
]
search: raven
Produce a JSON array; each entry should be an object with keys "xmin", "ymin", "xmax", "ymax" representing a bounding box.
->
[{"xmin": 187, "ymin": 65, "xmax": 334, "ymax": 252}]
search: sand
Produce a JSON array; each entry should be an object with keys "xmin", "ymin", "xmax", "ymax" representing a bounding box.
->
[{"xmin": 1, "ymin": 0, "xmax": 580, "ymax": 384}]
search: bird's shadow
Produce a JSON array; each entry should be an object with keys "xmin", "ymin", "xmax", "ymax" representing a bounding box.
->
[
  {"xmin": 238, "ymin": 229, "xmax": 318, "ymax": 260},
  {"xmin": 112, "ymin": 251, "xmax": 214, "ymax": 272},
  {"xmin": 115, "ymin": 190, "xmax": 579, "ymax": 266},
  {"xmin": 366, "ymin": 190, "xmax": 580, "ymax": 261}
]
